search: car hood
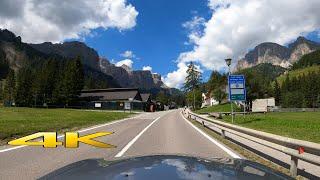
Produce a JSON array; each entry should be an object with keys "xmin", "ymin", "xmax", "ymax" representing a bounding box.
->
[{"xmin": 39, "ymin": 155, "xmax": 292, "ymax": 180}]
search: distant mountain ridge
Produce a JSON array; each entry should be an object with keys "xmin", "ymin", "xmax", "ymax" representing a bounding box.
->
[
  {"xmin": 99, "ymin": 58, "xmax": 168, "ymax": 90},
  {"xmin": 236, "ymin": 37, "xmax": 320, "ymax": 70},
  {"xmin": 0, "ymin": 29, "xmax": 170, "ymax": 93},
  {"xmin": 30, "ymin": 41, "xmax": 100, "ymax": 70}
]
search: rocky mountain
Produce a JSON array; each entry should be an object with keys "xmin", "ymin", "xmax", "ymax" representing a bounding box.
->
[
  {"xmin": 30, "ymin": 41, "xmax": 100, "ymax": 70},
  {"xmin": 99, "ymin": 58, "xmax": 168, "ymax": 90},
  {"xmin": 236, "ymin": 37, "xmax": 320, "ymax": 71},
  {"xmin": 0, "ymin": 29, "xmax": 119, "ymax": 88}
]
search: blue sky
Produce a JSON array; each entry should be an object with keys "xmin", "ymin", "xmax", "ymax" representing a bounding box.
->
[
  {"xmin": 83, "ymin": 0, "xmax": 211, "ymax": 78},
  {"xmin": 1, "ymin": 0, "xmax": 320, "ymax": 88}
]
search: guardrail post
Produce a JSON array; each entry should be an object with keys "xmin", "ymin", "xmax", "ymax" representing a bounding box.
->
[
  {"xmin": 290, "ymin": 156, "xmax": 298, "ymax": 177},
  {"xmin": 202, "ymin": 121, "xmax": 205, "ymax": 127},
  {"xmin": 221, "ymin": 129, "xmax": 226, "ymax": 139}
]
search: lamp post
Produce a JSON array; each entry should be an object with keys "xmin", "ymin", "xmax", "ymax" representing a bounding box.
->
[{"xmin": 225, "ymin": 58, "xmax": 234, "ymax": 123}]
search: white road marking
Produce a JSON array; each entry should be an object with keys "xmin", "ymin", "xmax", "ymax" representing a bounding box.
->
[
  {"xmin": 0, "ymin": 115, "xmax": 144, "ymax": 153},
  {"xmin": 115, "ymin": 116, "xmax": 162, "ymax": 157},
  {"xmin": 180, "ymin": 111, "xmax": 241, "ymax": 159}
]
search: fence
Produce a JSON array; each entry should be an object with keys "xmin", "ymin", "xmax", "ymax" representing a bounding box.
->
[{"xmin": 183, "ymin": 109, "xmax": 320, "ymax": 178}]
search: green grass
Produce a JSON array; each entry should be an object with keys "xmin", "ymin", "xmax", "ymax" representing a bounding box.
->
[
  {"xmin": 0, "ymin": 108, "xmax": 131, "ymax": 144},
  {"xmin": 196, "ymin": 103, "xmax": 241, "ymax": 114},
  {"xmin": 277, "ymin": 65, "xmax": 320, "ymax": 85},
  {"xmin": 221, "ymin": 112, "xmax": 320, "ymax": 143}
]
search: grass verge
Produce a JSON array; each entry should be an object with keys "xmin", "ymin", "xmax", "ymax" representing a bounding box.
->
[
  {"xmin": 221, "ymin": 112, "xmax": 320, "ymax": 143},
  {"xmin": 0, "ymin": 107, "xmax": 131, "ymax": 145},
  {"xmin": 196, "ymin": 103, "xmax": 241, "ymax": 114}
]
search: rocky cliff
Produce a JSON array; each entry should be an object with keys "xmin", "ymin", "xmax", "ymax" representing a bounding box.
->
[
  {"xmin": 236, "ymin": 37, "xmax": 320, "ymax": 71},
  {"xmin": 30, "ymin": 41, "xmax": 100, "ymax": 70},
  {"xmin": 99, "ymin": 58, "xmax": 167, "ymax": 90}
]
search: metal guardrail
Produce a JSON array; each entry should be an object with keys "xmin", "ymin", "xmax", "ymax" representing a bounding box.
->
[{"xmin": 182, "ymin": 109, "xmax": 320, "ymax": 178}]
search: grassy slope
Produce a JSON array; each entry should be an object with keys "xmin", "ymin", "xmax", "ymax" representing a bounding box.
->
[
  {"xmin": 222, "ymin": 112, "xmax": 320, "ymax": 143},
  {"xmin": 196, "ymin": 103, "xmax": 241, "ymax": 114},
  {"xmin": 0, "ymin": 108, "xmax": 131, "ymax": 143},
  {"xmin": 277, "ymin": 65, "xmax": 320, "ymax": 84}
]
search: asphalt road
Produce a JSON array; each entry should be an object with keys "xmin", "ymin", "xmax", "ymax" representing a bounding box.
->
[{"xmin": 0, "ymin": 109, "xmax": 239, "ymax": 179}]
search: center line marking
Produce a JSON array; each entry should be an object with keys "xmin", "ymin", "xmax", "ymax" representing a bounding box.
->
[{"xmin": 115, "ymin": 116, "xmax": 162, "ymax": 157}]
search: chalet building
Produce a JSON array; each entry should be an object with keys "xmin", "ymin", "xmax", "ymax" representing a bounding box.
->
[
  {"xmin": 141, "ymin": 93, "xmax": 151, "ymax": 103},
  {"xmin": 80, "ymin": 88, "xmax": 144, "ymax": 110}
]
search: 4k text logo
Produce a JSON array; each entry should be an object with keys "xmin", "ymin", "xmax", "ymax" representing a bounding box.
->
[{"xmin": 8, "ymin": 132, "xmax": 116, "ymax": 148}]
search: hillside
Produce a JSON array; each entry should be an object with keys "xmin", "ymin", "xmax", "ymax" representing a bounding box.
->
[
  {"xmin": 0, "ymin": 29, "xmax": 175, "ymax": 91},
  {"xmin": 277, "ymin": 48, "xmax": 320, "ymax": 84},
  {"xmin": 237, "ymin": 63, "xmax": 286, "ymax": 81},
  {"xmin": 292, "ymin": 49, "xmax": 320, "ymax": 70},
  {"xmin": 0, "ymin": 29, "xmax": 119, "ymax": 89},
  {"xmin": 277, "ymin": 65, "xmax": 320, "ymax": 84}
]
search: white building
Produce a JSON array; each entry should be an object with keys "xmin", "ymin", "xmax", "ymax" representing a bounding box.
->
[
  {"xmin": 252, "ymin": 98, "xmax": 276, "ymax": 112},
  {"xmin": 201, "ymin": 93, "xmax": 219, "ymax": 108}
]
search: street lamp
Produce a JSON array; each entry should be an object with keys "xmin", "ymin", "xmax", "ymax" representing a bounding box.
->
[{"xmin": 225, "ymin": 58, "xmax": 234, "ymax": 123}]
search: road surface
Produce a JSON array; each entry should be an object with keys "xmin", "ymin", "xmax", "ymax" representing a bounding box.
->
[{"xmin": 0, "ymin": 109, "xmax": 239, "ymax": 179}]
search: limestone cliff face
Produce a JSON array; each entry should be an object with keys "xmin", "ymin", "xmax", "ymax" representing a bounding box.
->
[
  {"xmin": 236, "ymin": 37, "xmax": 320, "ymax": 71},
  {"xmin": 99, "ymin": 58, "xmax": 167, "ymax": 90},
  {"xmin": 30, "ymin": 41, "xmax": 100, "ymax": 70}
]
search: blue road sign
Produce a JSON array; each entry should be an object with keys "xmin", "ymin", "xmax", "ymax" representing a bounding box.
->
[{"xmin": 228, "ymin": 75, "xmax": 246, "ymax": 101}]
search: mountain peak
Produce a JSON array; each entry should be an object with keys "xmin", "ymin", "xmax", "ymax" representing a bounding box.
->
[{"xmin": 236, "ymin": 36, "xmax": 320, "ymax": 71}]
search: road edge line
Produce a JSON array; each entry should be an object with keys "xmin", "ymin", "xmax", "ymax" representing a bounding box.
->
[
  {"xmin": 180, "ymin": 111, "xmax": 241, "ymax": 159},
  {"xmin": 115, "ymin": 116, "xmax": 162, "ymax": 158}
]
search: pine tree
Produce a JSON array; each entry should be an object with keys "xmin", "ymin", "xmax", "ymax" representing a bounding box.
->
[
  {"xmin": 15, "ymin": 68, "xmax": 34, "ymax": 106},
  {"xmin": 273, "ymin": 80, "xmax": 281, "ymax": 106},
  {"xmin": 58, "ymin": 57, "xmax": 84, "ymax": 106},
  {"xmin": 3, "ymin": 69, "xmax": 16, "ymax": 106},
  {"xmin": 184, "ymin": 62, "xmax": 202, "ymax": 110}
]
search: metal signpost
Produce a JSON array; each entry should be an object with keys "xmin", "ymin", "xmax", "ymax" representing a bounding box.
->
[{"xmin": 228, "ymin": 75, "xmax": 246, "ymax": 123}]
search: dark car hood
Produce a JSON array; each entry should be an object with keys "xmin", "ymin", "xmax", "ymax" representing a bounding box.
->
[{"xmin": 39, "ymin": 155, "xmax": 292, "ymax": 180}]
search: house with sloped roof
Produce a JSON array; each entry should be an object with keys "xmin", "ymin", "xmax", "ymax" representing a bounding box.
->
[
  {"xmin": 80, "ymin": 88, "xmax": 144, "ymax": 110},
  {"xmin": 140, "ymin": 93, "xmax": 151, "ymax": 103}
]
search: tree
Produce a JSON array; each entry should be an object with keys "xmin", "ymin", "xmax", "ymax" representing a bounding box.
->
[
  {"xmin": 186, "ymin": 88, "xmax": 202, "ymax": 109},
  {"xmin": 184, "ymin": 62, "xmax": 202, "ymax": 110},
  {"xmin": 15, "ymin": 68, "xmax": 34, "ymax": 106},
  {"xmin": 156, "ymin": 91, "xmax": 169, "ymax": 105},
  {"xmin": 213, "ymin": 88, "xmax": 227, "ymax": 104},
  {"xmin": 55, "ymin": 57, "xmax": 84, "ymax": 106},
  {"xmin": 3, "ymin": 69, "xmax": 16, "ymax": 106},
  {"xmin": 273, "ymin": 80, "xmax": 281, "ymax": 106}
]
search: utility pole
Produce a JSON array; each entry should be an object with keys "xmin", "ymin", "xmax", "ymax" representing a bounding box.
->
[{"xmin": 225, "ymin": 58, "xmax": 234, "ymax": 123}]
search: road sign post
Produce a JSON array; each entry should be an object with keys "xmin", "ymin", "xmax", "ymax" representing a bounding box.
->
[{"xmin": 228, "ymin": 75, "xmax": 246, "ymax": 123}]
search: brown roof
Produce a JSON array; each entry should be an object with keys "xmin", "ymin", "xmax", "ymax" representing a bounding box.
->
[
  {"xmin": 141, "ymin": 93, "xmax": 151, "ymax": 102},
  {"xmin": 80, "ymin": 88, "xmax": 142, "ymax": 101}
]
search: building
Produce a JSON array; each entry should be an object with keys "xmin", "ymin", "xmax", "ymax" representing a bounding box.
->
[
  {"xmin": 252, "ymin": 98, "xmax": 276, "ymax": 112},
  {"xmin": 141, "ymin": 93, "xmax": 151, "ymax": 103},
  {"xmin": 140, "ymin": 93, "xmax": 156, "ymax": 112},
  {"xmin": 201, "ymin": 93, "xmax": 219, "ymax": 108},
  {"xmin": 80, "ymin": 88, "xmax": 144, "ymax": 110}
]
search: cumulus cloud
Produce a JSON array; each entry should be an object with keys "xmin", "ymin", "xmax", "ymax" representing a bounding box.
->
[
  {"xmin": 164, "ymin": 0, "xmax": 320, "ymax": 88},
  {"xmin": 115, "ymin": 59, "xmax": 133, "ymax": 68},
  {"xmin": 120, "ymin": 50, "xmax": 136, "ymax": 58},
  {"xmin": 142, "ymin": 66, "xmax": 152, "ymax": 72},
  {"xmin": 0, "ymin": 0, "xmax": 138, "ymax": 43}
]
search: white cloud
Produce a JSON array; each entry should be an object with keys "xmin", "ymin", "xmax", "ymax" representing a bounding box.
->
[
  {"xmin": 120, "ymin": 50, "xmax": 136, "ymax": 58},
  {"xmin": 115, "ymin": 59, "xmax": 133, "ymax": 68},
  {"xmin": 0, "ymin": 0, "xmax": 138, "ymax": 43},
  {"xmin": 182, "ymin": 16, "xmax": 205, "ymax": 44},
  {"xmin": 165, "ymin": 0, "xmax": 320, "ymax": 88},
  {"xmin": 142, "ymin": 66, "xmax": 152, "ymax": 72},
  {"xmin": 163, "ymin": 62, "xmax": 189, "ymax": 88}
]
